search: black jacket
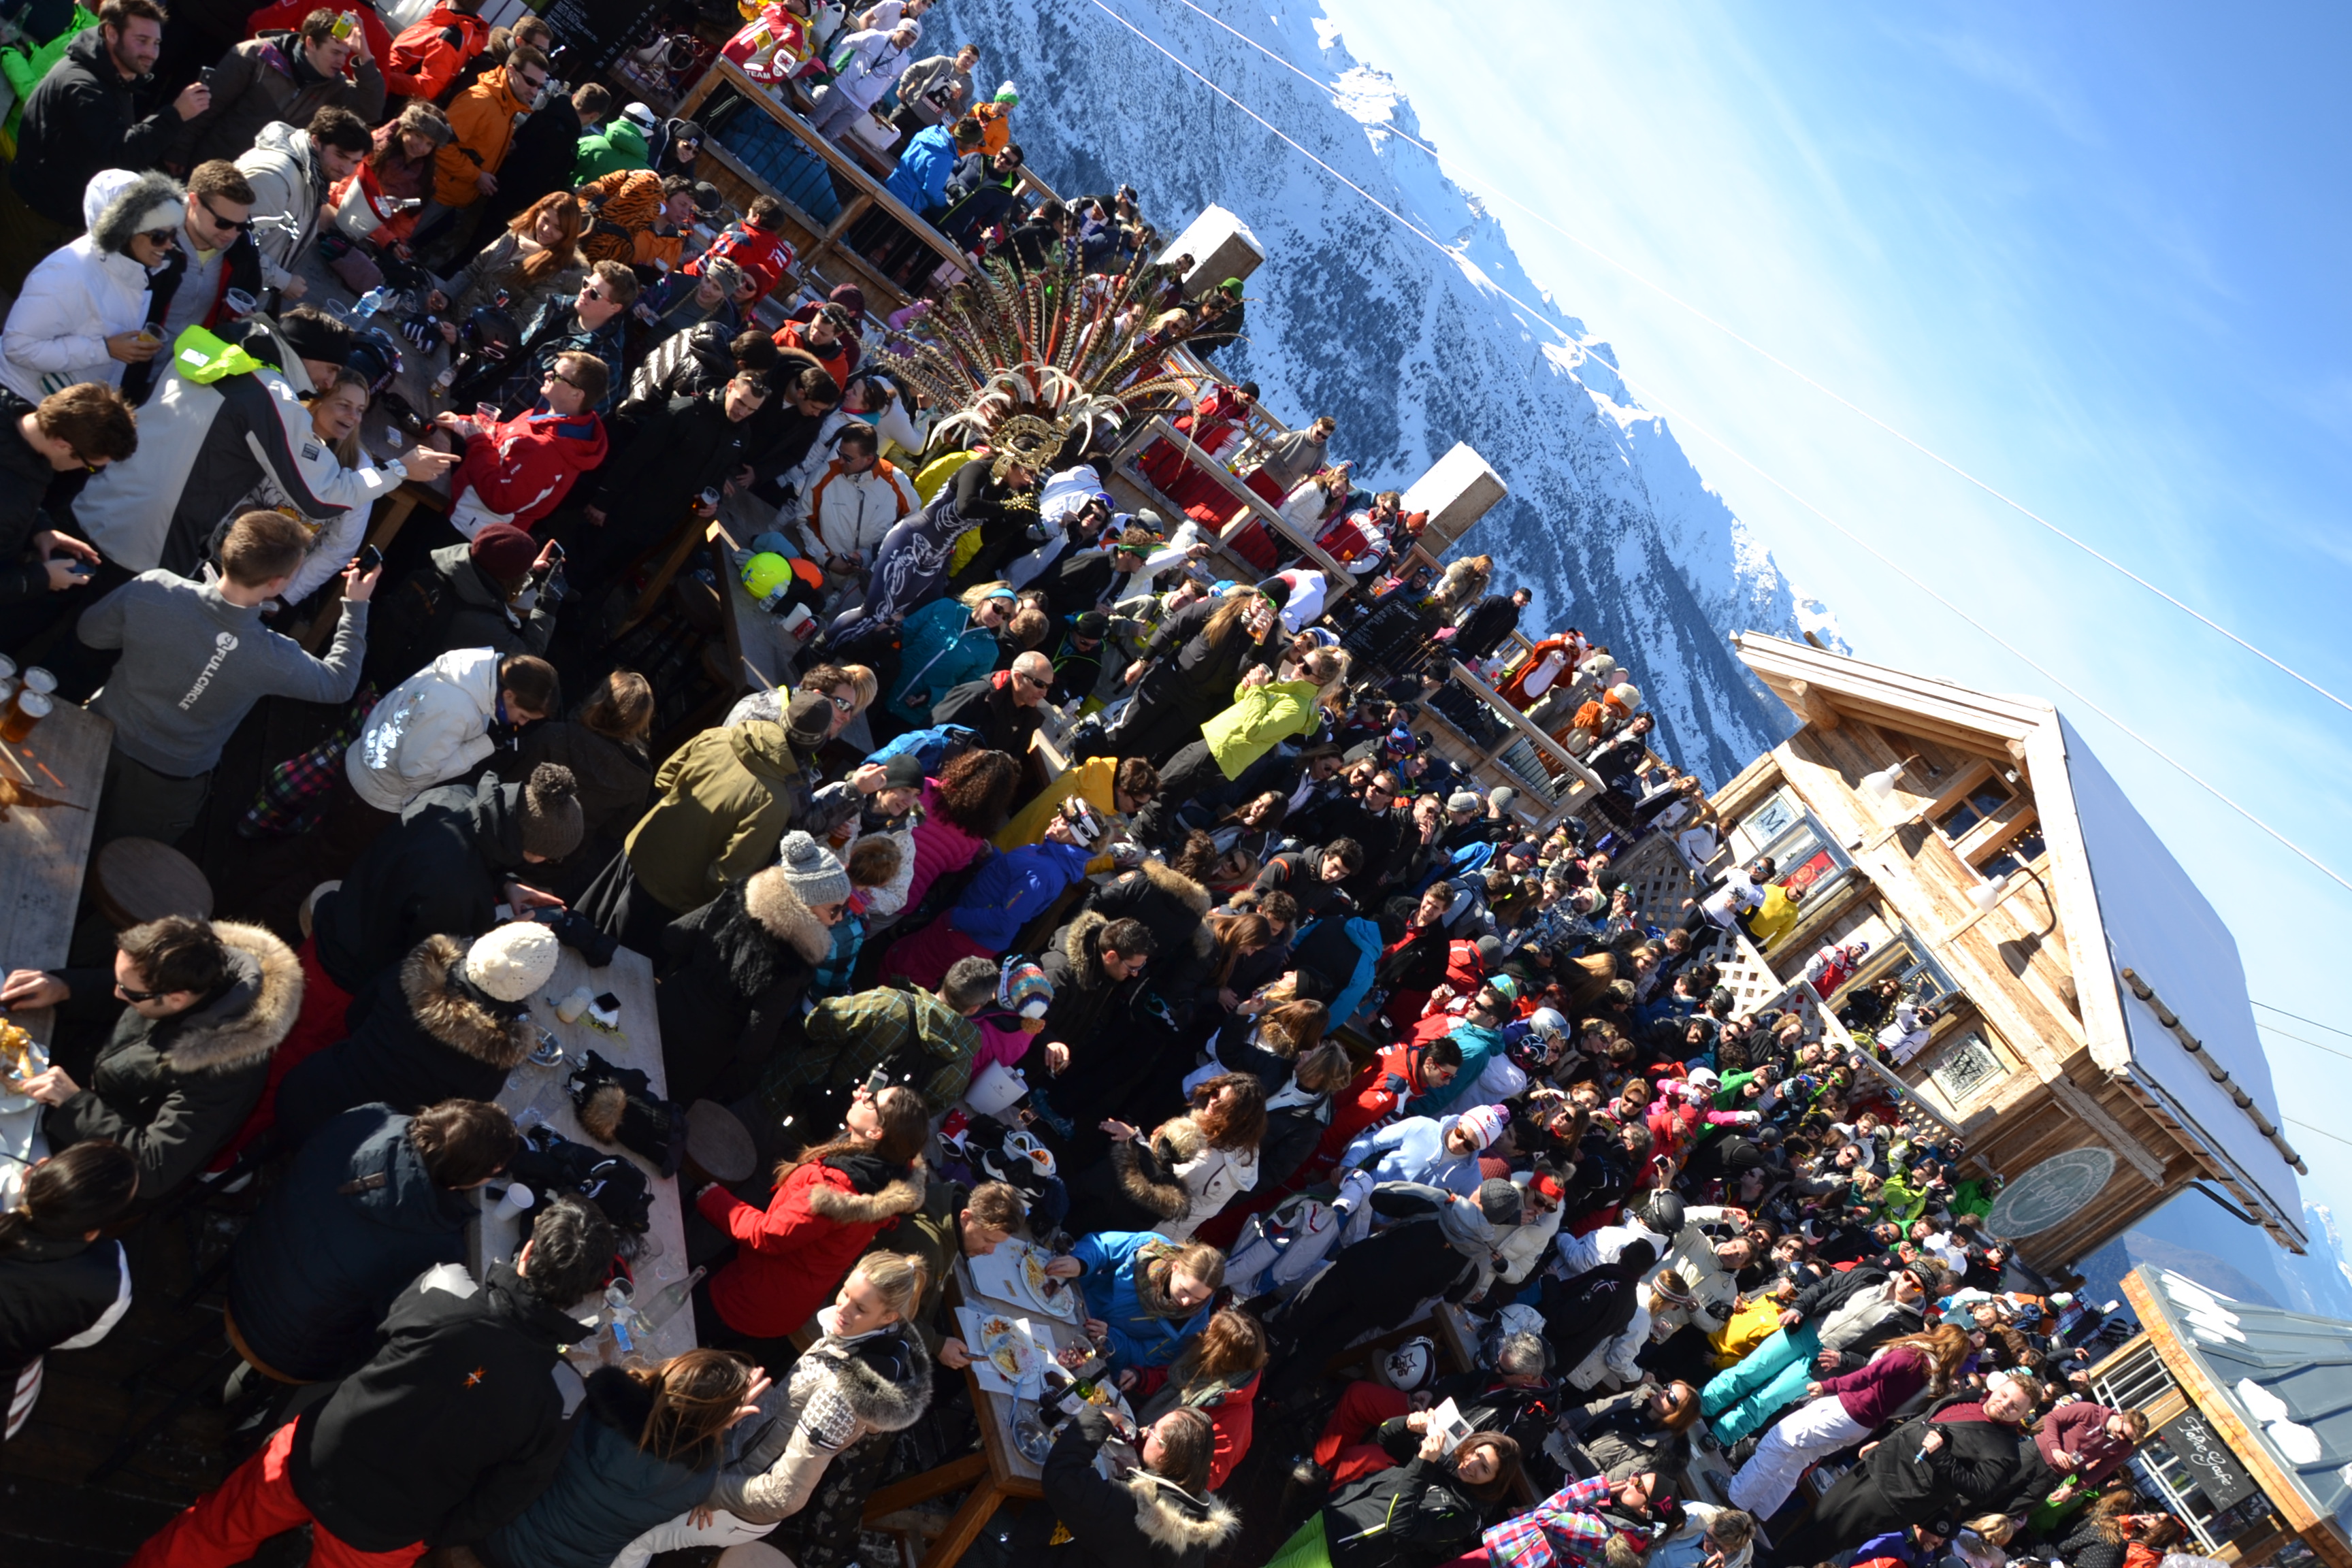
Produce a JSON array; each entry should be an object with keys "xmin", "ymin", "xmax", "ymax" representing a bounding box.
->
[
  {"xmin": 1322, "ymin": 1442, "xmax": 1494, "ymax": 1568},
  {"xmin": 314, "ymin": 773, "xmax": 536, "ymax": 996},
  {"xmin": 476, "ymin": 95, "xmax": 584, "ymax": 233},
  {"xmin": 1451, "ymin": 595, "xmax": 1522, "ymax": 662},
  {"xmin": 0, "ymin": 386, "xmax": 64, "ymax": 609},
  {"xmin": 588, "ymin": 389, "xmax": 751, "ymax": 526},
  {"xmin": 276, "ymin": 934, "xmax": 535, "ymax": 1145},
  {"xmin": 655, "ymin": 865, "xmax": 830, "ymax": 1104},
  {"xmin": 930, "ymin": 671, "xmax": 1043, "ymax": 762},
  {"xmin": 1082, "ymin": 860, "xmax": 1215, "ymax": 1022},
  {"xmin": 288, "ymin": 1258, "xmax": 585, "ymax": 1550},
  {"xmin": 227, "ymin": 1104, "xmax": 475, "ymax": 1381},
  {"xmin": 1010, "ymin": 1407, "xmax": 1238, "ymax": 1568},
  {"xmin": 12, "ymin": 29, "xmax": 178, "ymax": 228},
  {"xmin": 42, "ymin": 921, "xmax": 301, "ymax": 1201},
  {"xmin": 491, "ymin": 722, "xmax": 653, "ymax": 902},
  {"xmin": 363, "ymin": 544, "xmax": 555, "ymax": 691},
  {"xmin": 0, "ymin": 1232, "xmax": 125, "ymax": 1376}
]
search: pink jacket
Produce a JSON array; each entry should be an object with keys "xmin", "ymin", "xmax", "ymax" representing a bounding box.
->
[{"xmin": 903, "ymin": 781, "xmax": 987, "ymax": 911}]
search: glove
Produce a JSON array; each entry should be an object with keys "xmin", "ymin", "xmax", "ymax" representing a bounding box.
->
[
  {"xmin": 398, "ymin": 314, "xmax": 440, "ymax": 350},
  {"xmin": 531, "ymin": 905, "xmax": 621, "ymax": 967}
]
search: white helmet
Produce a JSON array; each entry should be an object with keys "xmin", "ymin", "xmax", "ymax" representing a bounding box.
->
[
  {"xmin": 1528, "ymin": 1007, "xmax": 1568, "ymax": 1043},
  {"xmin": 1376, "ymin": 1336, "xmax": 1437, "ymax": 1391}
]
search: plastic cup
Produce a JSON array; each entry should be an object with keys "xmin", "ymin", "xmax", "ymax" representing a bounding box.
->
[
  {"xmin": 0, "ymin": 690, "xmax": 50, "ymax": 743},
  {"xmin": 224, "ymin": 289, "xmax": 258, "ymax": 317},
  {"xmin": 20, "ymin": 668, "xmax": 54, "ymax": 698},
  {"xmin": 0, "ymin": 655, "xmax": 16, "ymax": 685},
  {"xmin": 492, "ymin": 1182, "xmax": 535, "ymax": 1221},
  {"xmin": 475, "ymin": 402, "xmax": 500, "ymax": 429}
]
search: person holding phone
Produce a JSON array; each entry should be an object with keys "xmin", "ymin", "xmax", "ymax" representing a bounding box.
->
[{"xmin": 75, "ymin": 509, "xmax": 378, "ymax": 847}]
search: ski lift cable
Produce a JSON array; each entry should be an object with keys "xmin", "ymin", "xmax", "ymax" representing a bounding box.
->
[
  {"xmin": 1147, "ymin": 0, "xmax": 2352, "ymax": 721},
  {"xmin": 1086, "ymin": 0, "xmax": 2352, "ymax": 899},
  {"xmin": 2251, "ymin": 1000, "xmax": 2352, "ymax": 1042}
]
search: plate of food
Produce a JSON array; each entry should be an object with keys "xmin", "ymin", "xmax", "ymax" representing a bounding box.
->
[
  {"xmin": 981, "ymin": 1320, "xmax": 1039, "ymax": 1382},
  {"xmin": 1017, "ymin": 1245, "xmax": 1080, "ymax": 1321}
]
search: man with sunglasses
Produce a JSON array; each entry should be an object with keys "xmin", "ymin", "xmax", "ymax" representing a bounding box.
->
[
  {"xmin": 149, "ymin": 161, "xmax": 265, "ymax": 347},
  {"xmin": 0, "ymin": 382, "xmax": 134, "ymax": 648},
  {"xmin": 456, "ymin": 258, "xmax": 636, "ymax": 419},
  {"xmin": 928, "ymin": 649, "xmax": 1056, "ymax": 791},
  {"xmin": 8, "ymin": 906, "xmax": 304, "ymax": 1211}
]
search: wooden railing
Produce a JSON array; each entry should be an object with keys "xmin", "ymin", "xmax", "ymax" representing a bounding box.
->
[{"xmin": 677, "ymin": 59, "xmax": 970, "ymax": 312}]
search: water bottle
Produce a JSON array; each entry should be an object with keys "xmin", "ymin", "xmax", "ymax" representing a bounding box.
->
[
  {"xmin": 355, "ymin": 286, "xmax": 399, "ymax": 319},
  {"xmin": 638, "ymin": 1264, "xmax": 705, "ymax": 1330}
]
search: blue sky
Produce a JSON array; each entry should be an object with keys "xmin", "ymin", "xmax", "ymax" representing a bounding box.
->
[{"xmin": 1316, "ymin": 0, "xmax": 2352, "ymax": 1256}]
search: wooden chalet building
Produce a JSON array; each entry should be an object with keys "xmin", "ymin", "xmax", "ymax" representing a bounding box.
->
[{"xmin": 1614, "ymin": 635, "xmax": 2307, "ymax": 1269}]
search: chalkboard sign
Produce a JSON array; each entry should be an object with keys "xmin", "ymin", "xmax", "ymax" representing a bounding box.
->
[
  {"xmin": 540, "ymin": 0, "xmax": 663, "ymax": 73},
  {"xmin": 2161, "ymin": 1411, "xmax": 2259, "ymax": 1510}
]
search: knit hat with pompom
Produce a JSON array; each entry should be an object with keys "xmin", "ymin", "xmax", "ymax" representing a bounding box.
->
[
  {"xmin": 519, "ymin": 764, "xmax": 583, "ymax": 860},
  {"xmin": 777, "ymin": 830, "xmax": 850, "ymax": 908}
]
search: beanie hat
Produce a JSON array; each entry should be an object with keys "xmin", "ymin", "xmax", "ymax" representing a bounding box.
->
[
  {"xmin": 777, "ymin": 830, "xmax": 850, "ymax": 908},
  {"xmin": 464, "ymin": 921, "xmax": 561, "ymax": 1002},
  {"xmin": 1254, "ymin": 576, "xmax": 1290, "ymax": 611},
  {"xmin": 994, "ymin": 79, "xmax": 1019, "ymax": 103},
  {"xmin": 623, "ymin": 101, "xmax": 657, "ymax": 132},
  {"xmin": 689, "ymin": 180, "xmax": 725, "ymax": 216},
  {"xmin": 1488, "ymin": 785, "xmax": 1518, "ymax": 811},
  {"xmin": 1073, "ymin": 611, "xmax": 1111, "ymax": 640},
  {"xmin": 998, "ymin": 958, "xmax": 1052, "ymax": 1019},
  {"xmin": 470, "ymin": 523, "xmax": 540, "ymax": 585},
  {"xmin": 1446, "ymin": 790, "xmax": 1481, "ymax": 813},
  {"xmin": 783, "ymin": 690, "xmax": 835, "ymax": 750},
  {"xmin": 828, "ymin": 282, "xmax": 866, "ymax": 319},
  {"xmin": 1455, "ymin": 1103, "xmax": 1509, "ymax": 1149},
  {"xmin": 519, "ymin": 763, "xmax": 584, "ymax": 860},
  {"xmin": 1608, "ymin": 682, "xmax": 1642, "ymax": 708},
  {"xmin": 1475, "ymin": 1177, "xmax": 1521, "ymax": 1224},
  {"xmin": 1484, "ymin": 973, "xmax": 1522, "ymax": 1004},
  {"xmin": 879, "ymin": 752, "xmax": 926, "ymax": 789}
]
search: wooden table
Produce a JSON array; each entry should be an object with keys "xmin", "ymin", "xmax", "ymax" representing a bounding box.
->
[
  {"xmin": 862, "ymin": 1252, "xmax": 1092, "ymax": 1568},
  {"xmin": 469, "ymin": 945, "xmax": 699, "ymax": 1369},
  {"xmin": 0, "ymin": 701, "xmax": 112, "ymax": 1052}
]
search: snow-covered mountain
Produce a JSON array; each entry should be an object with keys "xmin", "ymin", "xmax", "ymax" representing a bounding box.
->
[{"xmin": 949, "ymin": 0, "xmax": 1842, "ymax": 780}]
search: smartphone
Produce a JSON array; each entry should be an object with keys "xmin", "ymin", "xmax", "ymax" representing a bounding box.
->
[
  {"xmin": 198, "ymin": 65, "xmax": 216, "ymax": 86},
  {"xmin": 354, "ymin": 544, "xmax": 383, "ymax": 575}
]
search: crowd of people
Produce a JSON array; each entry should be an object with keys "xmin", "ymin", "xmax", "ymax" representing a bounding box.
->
[{"xmin": 0, "ymin": 4, "xmax": 2180, "ymax": 1568}]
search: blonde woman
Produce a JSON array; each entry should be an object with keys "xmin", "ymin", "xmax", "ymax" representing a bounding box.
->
[
  {"xmin": 613, "ymin": 1253, "xmax": 934, "ymax": 1568},
  {"xmin": 1134, "ymin": 644, "xmax": 1348, "ymax": 845},
  {"xmin": 209, "ymin": 364, "xmax": 457, "ymax": 604}
]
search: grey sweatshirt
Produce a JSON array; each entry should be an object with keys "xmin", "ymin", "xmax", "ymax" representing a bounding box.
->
[{"xmin": 78, "ymin": 570, "xmax": 367, "ymax": 776}]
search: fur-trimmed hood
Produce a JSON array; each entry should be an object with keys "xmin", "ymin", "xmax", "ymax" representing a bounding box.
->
[
  {"xmin": 158, "ymin": 920, "xmax": 304, "ymax": 1075},
  {"xmin": 1126, "ymin": 1470, "xmax": 1239, "ymax": 1555},
  {"xmin": 743, "ymin": 865, "xmax": 832, "ymax": 963},
  {"xmin": 802, "ymin": 1168, "xmax": 928, "ymax": 1226},
  {"xmin": 1108, "ymin": 1121, "xmax": 1200, "ymax": 1222},
  {"xmin": 399, "ymin": 934, "xmax": 536, "ymax": 1069},
  {"xmin": 1134, "ymin": 858, "xmax": 1215, "ymax": 961},
  {"xmin": 802, "ymin": 1313, "xmax": 933, "ymax": 1431},
  {"xmin": 86, "ymin": 167, "xmax": 186, "ymax": 255},
  {"xmin": 1062, "ymin": 908, "xmax": 1116, "ymax": 991}
]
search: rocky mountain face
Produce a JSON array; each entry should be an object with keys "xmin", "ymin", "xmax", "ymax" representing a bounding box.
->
[{"xmin": 945, "ymin": 0, "xmax": 1842, "ymax": 781}]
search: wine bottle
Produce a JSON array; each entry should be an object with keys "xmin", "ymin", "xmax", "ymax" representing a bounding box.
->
[{"xmin": 638, "ymin": 1265, "xmax": 705, "ymax": 1330}]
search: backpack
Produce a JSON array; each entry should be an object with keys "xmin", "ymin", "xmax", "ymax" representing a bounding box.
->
[{"xmin": 865, "ymin": 722, "xmax": 978, "ymax": 776}]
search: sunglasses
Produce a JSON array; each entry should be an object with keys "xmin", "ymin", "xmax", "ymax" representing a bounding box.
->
[
  {"xmin": 1011, "ymin": 672, "xmax": 1047, "ymax": 689},
  {"xmin": 197, "ymin": 196, "xmax": 252, "ymax": 234},
  {"xmin": 116, "ymin": 977, "xmax": 169, "ymax": 1002},
  {"xmin": 579, "ymin": 282, "xmax": 615, "ymax": 303},
  {"xmin": 825, "ymin": 693, "xmax": 855, "ymax": 711},
  {"xmin": 138, "ymin": 228, "xmax": 179, "ymax": 248}
]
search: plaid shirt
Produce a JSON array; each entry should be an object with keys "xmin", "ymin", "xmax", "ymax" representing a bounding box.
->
[{"xmin": 1484, "ymin": 1475, "xmax": 1633, "ymax": 1568}]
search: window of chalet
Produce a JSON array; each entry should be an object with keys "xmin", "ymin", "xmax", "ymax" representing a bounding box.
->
[
  {"xmin": 1935, "ymin": 777, "xmax": 2014, "ymax": 841},
  {"xmin": 1976, "ymin": 821, "xmax": 2048, "ymax": 883}
]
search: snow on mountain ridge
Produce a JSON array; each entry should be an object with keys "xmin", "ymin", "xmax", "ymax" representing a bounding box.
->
[{"xmin": 965, "ymin": 0, "xmax": 1842, "ymax": 781}]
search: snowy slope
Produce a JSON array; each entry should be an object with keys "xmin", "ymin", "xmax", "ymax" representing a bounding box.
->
[{"xmin": 947, "ymin": 0, "xmax": 1842, "ymax": 781}]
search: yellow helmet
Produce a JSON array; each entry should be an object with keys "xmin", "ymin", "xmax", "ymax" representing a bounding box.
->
[{"xmin": 741, "ymin": 551, "xmax": 794, "ymax": 603}]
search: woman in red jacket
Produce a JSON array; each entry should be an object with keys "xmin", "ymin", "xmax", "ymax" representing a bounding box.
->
[
  {"xmin": 1125, "ymin": 1307, "xmax": 1266, "ymax": 1491},
  {"xmin": 693, "ymin": 1084, "xmax": 929, "ymax": 1367}
]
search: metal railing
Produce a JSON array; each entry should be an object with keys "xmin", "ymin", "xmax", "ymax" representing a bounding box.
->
[{"xmin": 1111, "ymin": 414, "xmax": 1362, "ymax": 594}]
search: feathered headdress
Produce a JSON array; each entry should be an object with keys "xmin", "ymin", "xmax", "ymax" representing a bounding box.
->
[{"xmin": 873, "ymin": 252, "xmax": 1195, "ymax": 481}]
